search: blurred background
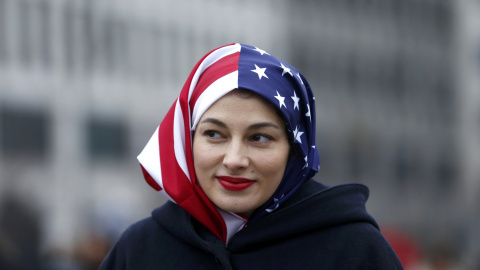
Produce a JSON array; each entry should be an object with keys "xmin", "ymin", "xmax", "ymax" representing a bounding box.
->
[{"xmin": 0, "ymin": 0, "xmax": 479, "ymax": 269}]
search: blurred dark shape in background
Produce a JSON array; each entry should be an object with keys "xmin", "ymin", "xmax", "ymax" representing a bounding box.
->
[
  {"xmin": 41, "ymin": 232, "xmax": 112, "ymax": 270},
  {"xmin": 0, "ymin": 195, "xmax": 41, "ymax": 270}
]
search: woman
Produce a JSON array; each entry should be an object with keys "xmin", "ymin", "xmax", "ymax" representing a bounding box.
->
[{"xmin": 100, "ymin": 43, "xmax": 403, "ymax": 269}]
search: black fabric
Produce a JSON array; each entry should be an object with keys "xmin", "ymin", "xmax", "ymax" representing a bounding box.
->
[{"xmin": 100, "ymin": 180, "xmax": 404, "ymax": 269}]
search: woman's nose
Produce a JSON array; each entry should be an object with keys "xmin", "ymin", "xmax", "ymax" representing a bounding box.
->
[{"xmin": 223, "ymin": 141, "xmax": 249, "ymax": 171}]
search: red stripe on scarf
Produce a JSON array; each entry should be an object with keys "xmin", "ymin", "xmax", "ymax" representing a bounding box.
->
[{"xmin": 189, "ymin": 51, "xmax": 240, "ymax": 108}]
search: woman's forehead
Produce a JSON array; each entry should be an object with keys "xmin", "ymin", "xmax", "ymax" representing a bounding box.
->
[{"xmin": 200, "ymin": 91, "xmax": 284, "ymax": 125}]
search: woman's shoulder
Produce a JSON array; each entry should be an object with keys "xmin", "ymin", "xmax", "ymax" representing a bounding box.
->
[
  {"xmin": 117, "ymin": 201, "xmax": 187, "ymax": 245},
  {"xmin": 99, "ymin": 202, "xmax": 196, "ymax": 269},
  {"xmin": 100, "ymin": 202, "xmax": 227, "ymax": 270},
  {"xmin": 118, "ymin": 215, "xmax": 160, "ymax": 242}
]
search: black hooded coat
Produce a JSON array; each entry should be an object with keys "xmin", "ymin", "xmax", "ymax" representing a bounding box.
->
[{"xmin": 100, "ymin": 180, "xmax": 403, "ymax": 270}]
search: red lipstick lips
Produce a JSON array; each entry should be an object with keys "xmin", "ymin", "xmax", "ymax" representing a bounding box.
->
[{"xmin": 217, "ymin": 176, "xmax": 255, "ymax": 192}]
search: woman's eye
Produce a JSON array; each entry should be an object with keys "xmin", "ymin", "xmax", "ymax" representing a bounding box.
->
[
  {"xmin": 251, "ymin": 134, "xmax": 271, "ymax": 143},
  {"xmin": 205, "ymin": 130, "xmax": 222, "ymax": 138}
]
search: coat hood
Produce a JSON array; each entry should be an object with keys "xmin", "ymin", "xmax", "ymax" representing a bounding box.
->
[
  {"xmin": 228, "ymin": 180, "xmax": 378, "ymax": 249},
  {"xmin": 152, "ymin": 180, "xmax": 378, "ymax": 250}
]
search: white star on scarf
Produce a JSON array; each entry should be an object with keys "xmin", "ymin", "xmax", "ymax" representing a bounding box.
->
[
  {"xmin": 305, "ymin": 104, "xmax": 311, "ymax": 121},
  {"xmin": 293, "ymin": 126, "xmax": 304, "ymax": 143},
  {"xmin": 251, "ymin": 64, "xmax": 268, "ymax": 80},
  {"xmin": 291, "ymin": 91, "xmax": 300, "ymax": 110},
  {"xmin": 280, "ymin": 63, "xmax": 292, "ymax": 76},
  {"xmin": 274, "ymin": 91, "xmax": 286, "ymax": 109},
  {"xmin": 265, "ymin": 194, "xmax": 284, "ymax": 213},
  {"xmin": 254, "ymin": 47, "xmax": 270, "ymax": 55},
  {"xmin": 303, "ymin": 155, "xmax": 308, "ymax": 169}
]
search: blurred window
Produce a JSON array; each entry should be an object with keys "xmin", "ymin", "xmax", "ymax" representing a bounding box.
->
[
  {"xmin": 392, "ymin": 143, "xmax": 409, "ymax": 184},
  {"xmin": 435, "ymin": 157, "xmax": 455, "ymax": 191},
  {"xmin": 63, "ymin": 1, "xmax": 74, "ymax": 73},
  {"xmin": 101, "ymin": 17, "xmax": 116, "ymax": 73},
  {"xmin": 38, "ymin": 0, "xmax": 52, "ymax": 68},
  {"xmin": 0, "ymin": 0, "xmax": 6, "ymax": 63},
  {"xmin": 18, "ymin": 0, "xmax": 32, "ymax": 66},
  {"xmin": 0, "ymin": 106, "xmax": 50, "ymax": 157},
  {"xmin": 348, "ymin": 139, "xmax": 363, "ymax": 181},
  {"xmin": 151, "ymin": 27, "xmax": 162, "ymax": 82},
  {"xmin": 87, "ymin": 118, "xmax": 128, "ymax": 160},
  {"xmin": 81, "ymin": 3, "xmax": 95, "ymax": 74}
]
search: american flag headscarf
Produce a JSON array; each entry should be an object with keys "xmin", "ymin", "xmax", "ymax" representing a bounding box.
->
[{"xmin": 138, "ymin": 43, "xmax": 320, "ymax": 244}]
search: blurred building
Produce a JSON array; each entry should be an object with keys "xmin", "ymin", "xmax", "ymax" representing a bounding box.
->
[
  {"xmin": 0, "ymin": 0, "xmax": 291, "ymax": 264},
  {"xmin": 289, "ymin": 0, "xmax": 457, "ymax": 247},
  {"xmin": 455, "ymin": 0, "xmax": 480, "ymax": 267},
  {"xmin": 287, "ymin": 1, "xmax": 480, "ymax": 267},
  {"xmin": 0, "ymin": 0, "xmax": 479, "ymax": 268}
]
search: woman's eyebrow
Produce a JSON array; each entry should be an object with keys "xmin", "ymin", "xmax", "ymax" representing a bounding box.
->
[
  {"xmin": 199, "ymin": 118, "xmax": 280, "ymax": 130},
  {"xmin": 248, "ymin": 122, "xmax": 280, "ymax": 130},
  {"xmin": 199, "ymin": 118, "xmax": 227, "ymax": 128}
]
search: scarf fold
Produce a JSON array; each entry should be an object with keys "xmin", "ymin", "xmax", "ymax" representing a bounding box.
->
[{"xmin": 138, "ymin": 43, "xmax": 319, "ymax": 244}]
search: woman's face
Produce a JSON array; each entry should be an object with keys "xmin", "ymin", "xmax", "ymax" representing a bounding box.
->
[{"xmin": 193, "ymin": 90, "xmax": 290, "ymax": 218}]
